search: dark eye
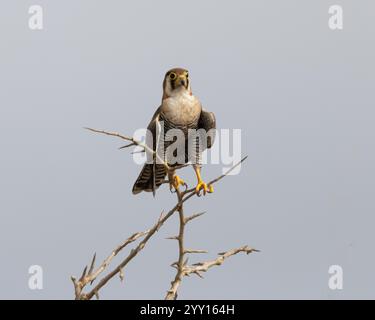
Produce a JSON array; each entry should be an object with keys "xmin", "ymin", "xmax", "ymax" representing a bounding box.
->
[
  {"xmin": 186, "ymin": 72, "xmax": 189, "ymax": 78},
  {"xmin": 169, "ymin": 72, "xmax": 177, "ymax": 80}
]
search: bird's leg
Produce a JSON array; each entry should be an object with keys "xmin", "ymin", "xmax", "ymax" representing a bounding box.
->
[
  {"xmin": 168, "ymin": 170, "xmax": 186, "ymax": 192},
  {"xmin": 193, "ymin": 165, "xmax": 213, "ymax": 196}
]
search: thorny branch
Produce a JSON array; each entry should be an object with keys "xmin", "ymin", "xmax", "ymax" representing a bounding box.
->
[
  {"xmin": 84, "ymin": 127, "xmax": 170, "ymax": 171},
  {"xmin": 185, "ymin": 246, "xmax": 258, "ymax": 277},
  {"xmin": 72, "ymin": 128, "xmax": 256, "ymax": 300}
]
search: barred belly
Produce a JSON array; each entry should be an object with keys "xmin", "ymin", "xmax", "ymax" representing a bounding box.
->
[{"xmin": 158, "ymin": 114, "xmax": 202, "ymax": 167}]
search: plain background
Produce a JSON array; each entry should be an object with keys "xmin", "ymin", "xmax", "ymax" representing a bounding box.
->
[{"xmin": 1, "ymin": 0, "xmax": 374, "ymax": 299}]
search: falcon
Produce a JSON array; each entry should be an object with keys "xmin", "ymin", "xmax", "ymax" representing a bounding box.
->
[{"xmin": 132, "ymin": 68, "xmax": 216, "ymax": 196}]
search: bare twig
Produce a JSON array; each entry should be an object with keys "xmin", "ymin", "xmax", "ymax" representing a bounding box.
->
[
  {"xmin": 74, "ymin": 128, "xmax": 254, "ymax": 300},
  {"xmin": 185, "ymin": 212, "xmax": 205, "ymax": 224},
  {"xmin": 84, "ymin": 127, "xmax": 170, "ymax": 171},
  {"xmin": 165, "ymin": 246, "xmax": 258, "ymax": 299},
  {"xmin": 164, "ymin": 156, "xmax": 250, "ymax": 300},
  {"xmin": 72, "ymin": 204, "xmax": 180, "ymax": 300},
  {"xmin": 71, "ymin": 229, "xmax": 149, "ymax": 300},
  {"xmin": 184, "ymin": 249, "xmax": 208, "ymax": 254},
  {"xmin": 165, "ymin": 188, "xmax": 186, "ymax": 300},
  {"xmin": 187, "ymin": 246, "xmax": 259, "ymax": 275},
  {"xmin": 182, "ymin": 156, "xmax": 248, "ymax": 196}
]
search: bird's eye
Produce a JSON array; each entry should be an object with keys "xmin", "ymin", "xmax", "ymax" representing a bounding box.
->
[
  {"xmin": 169, "ymin": 72, "xmax": 177, "ymax": 80},
  {"xmin": 186, "ymin": 72, "xmax": 189, "ymax": 78}
]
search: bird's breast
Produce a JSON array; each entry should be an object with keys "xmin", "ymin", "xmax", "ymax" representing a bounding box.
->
[{"xmin": 160, "ymin": 93, "xmax": 201, "ymax": 127}]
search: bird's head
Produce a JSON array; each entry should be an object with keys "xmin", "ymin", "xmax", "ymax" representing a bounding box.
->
[{"xmin": 162, "ymin": 68, "xmax": 191, "ymax": 99}]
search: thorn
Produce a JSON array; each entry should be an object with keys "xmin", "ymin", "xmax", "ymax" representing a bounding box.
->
[
  {"xmin": 165, "ymin": 236, "xmax": 179, "ymax": 241},
  {"xmin": 131, "ymin": 149, "xmax": 145, "ymax": 154},
  {"xmin": 129, "ymin": 231, "xmax": 142, "ymax": 241},
  {"xmin": 185, "ymin": 212, "xmax": 206, "ymax": 224},
  {"xmin": 184, "ymin": 249, "xmax": 208, "ymax": 254},
  {"xmin": 194, "ymin": 271, "xmax": 204, "ymax": 279},
  {"xmin": 118, "ymin": 143, "xmax": 135, "ymax": 150},
  {"xmin": 119, "ymin": 268, "xmax": 124, "ymax": 282},
  {"xmin": 80, "ymin": 266, "xmax": 88, "ymax": 281},
  {"xmin": 183, "ymin": 257, "xmax": 189, "ymax": 266},
  {"xmin": 88, "ymin": 253, "xmax": 96, "ymax": 276}
]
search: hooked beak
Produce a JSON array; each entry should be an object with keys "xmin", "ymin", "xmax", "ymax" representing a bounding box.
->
[{"xmin": 177, "ymin": 75, "xmax": 188, "ymax": 89}]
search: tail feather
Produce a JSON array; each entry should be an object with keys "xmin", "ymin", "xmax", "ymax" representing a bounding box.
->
[{"xmin": 132, "ymin": 164, "xmax": 167, "ymax": 195}]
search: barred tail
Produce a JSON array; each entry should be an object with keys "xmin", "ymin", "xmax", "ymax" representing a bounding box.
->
[{"xmin": 132, "ymin": 164, "xmax": 167, "ymax": 195}]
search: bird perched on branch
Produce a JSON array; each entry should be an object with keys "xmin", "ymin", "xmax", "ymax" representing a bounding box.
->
[{"xmin": 132, "ymin": 68, "xmax": 216, "ymax": 196}]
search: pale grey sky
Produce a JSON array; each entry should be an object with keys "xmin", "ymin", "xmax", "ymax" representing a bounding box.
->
[{"xmin": 0, "ymin": 0, "xmax": 374, "ymax": 299}]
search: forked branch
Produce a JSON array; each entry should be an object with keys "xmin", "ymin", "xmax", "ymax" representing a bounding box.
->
[{"xmin": 72, "ymin": 128, "xmax": 256, "ymax": 300}]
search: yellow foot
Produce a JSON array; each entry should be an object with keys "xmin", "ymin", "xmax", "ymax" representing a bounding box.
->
[
  {"xmin": 170, "ymin": 175, "xmax": 186, "ymax": 191},
  {"xmin": 195, "ymin": 180, "xmax": 214, "ymax": 196}
]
